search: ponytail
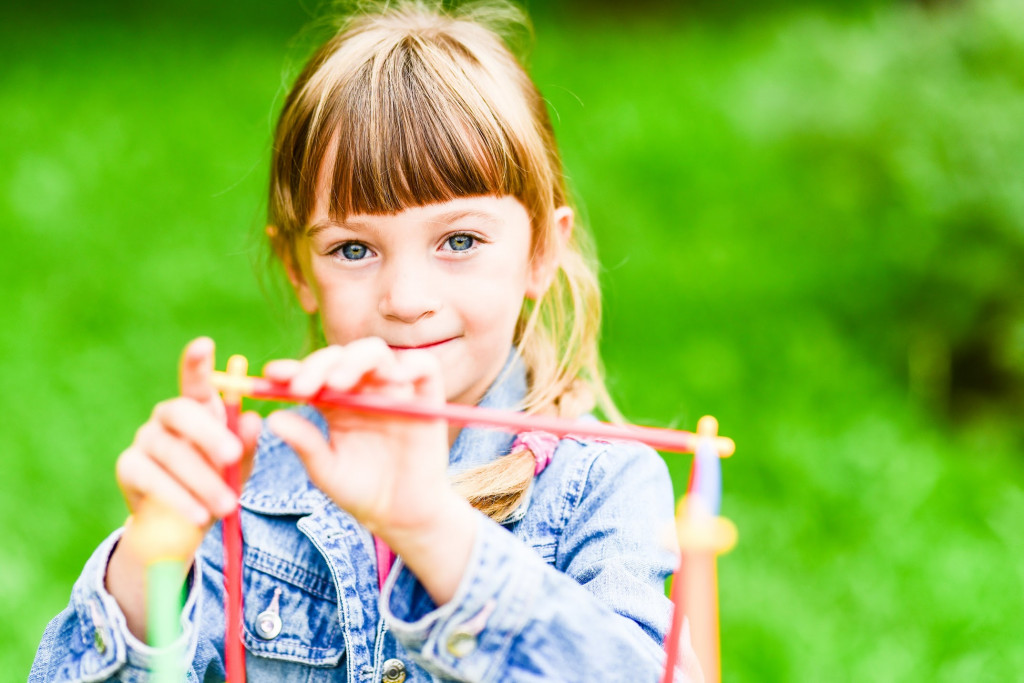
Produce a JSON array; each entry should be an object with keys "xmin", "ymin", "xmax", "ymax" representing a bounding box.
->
[
  {"xmin": 451, "ymin": 448, "xmax": 537, "ymax": 522},
  {"xmin": 452, "ymin": 430, "xmax": 557, "ymax": 523}
]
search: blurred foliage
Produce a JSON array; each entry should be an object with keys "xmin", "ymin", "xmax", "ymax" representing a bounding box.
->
[{"xmin": 3, "ymin": 0, "xmax": 1023, "ymax": 680}]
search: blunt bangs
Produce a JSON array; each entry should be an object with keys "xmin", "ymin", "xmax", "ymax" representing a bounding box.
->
[{"xmin": 296, "ymin": 34, "xmax": 532, "ymax": 225}]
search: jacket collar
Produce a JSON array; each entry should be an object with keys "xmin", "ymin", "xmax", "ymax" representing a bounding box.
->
[{"xmin": 448, "ymin": 348, "xmax": 523, "ymax": 470}]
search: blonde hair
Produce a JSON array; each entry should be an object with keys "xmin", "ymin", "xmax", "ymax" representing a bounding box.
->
[{"xmin": 267, "ymin": 0, "xmax": 618, "ymax": 521}]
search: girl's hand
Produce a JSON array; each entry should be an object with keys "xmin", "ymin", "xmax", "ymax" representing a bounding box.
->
[
  {"xmin": 115, "ymin": 337, "xmax": 261, "ymax": 529},
  {"xmin": 265, "ymin": 338, "xmax": 477, "ymax": 602},
  {"xmin": 106, "ymin": 338, "xmax": 261, "ymax": 637},
  {"xmin": 264, "ymin": 337, "xmax": 452, "ymax": 535}
]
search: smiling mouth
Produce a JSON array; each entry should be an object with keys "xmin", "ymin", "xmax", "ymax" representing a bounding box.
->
[{"xmin": 388, "ymin": 337, "xmax": 456, "ymax": 351}]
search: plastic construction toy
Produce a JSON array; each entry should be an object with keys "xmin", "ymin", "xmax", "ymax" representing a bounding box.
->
[
  {"xmin": 662, "ymin": 416, "xmax": 737, "ymax": 683},
  {"xmin": 123, "ymin": 499, "xmax": 202, "ymax": 683},
  {"xmin": 133, "ymin": 353, "xmax": 737, "ymax": 683}
]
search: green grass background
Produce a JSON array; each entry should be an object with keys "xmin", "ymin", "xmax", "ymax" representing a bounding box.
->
[{"xmin": 4, "ymin": 0, "xmax": 1023, "ymax": 679}]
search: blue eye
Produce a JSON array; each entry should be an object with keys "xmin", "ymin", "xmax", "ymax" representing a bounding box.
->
[
  {"xmin": 447, "ymin": 234, "xmax": 474, "ymax": 251},
  {"xmin": 338, "ymin": 242, "xmax": 368, "ymax": 260}
]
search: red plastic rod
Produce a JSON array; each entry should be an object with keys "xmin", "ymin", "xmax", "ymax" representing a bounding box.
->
[
  {"xmin": 221, "ymin": 357, "xmax": 247, "ymax": 683},
  {"xmin": 211, "ymin": 373, "xmax": 735, "ymax": 457}
]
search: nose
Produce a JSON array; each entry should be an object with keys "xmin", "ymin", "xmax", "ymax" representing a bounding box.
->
[{"xmin": 377, "ymin": 259, "xmax": 442, "ymax": 323}]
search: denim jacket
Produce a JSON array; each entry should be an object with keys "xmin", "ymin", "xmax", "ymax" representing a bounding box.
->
[{"xmin": 32, "ymin": 354, "xmax": 701, "ymax": 682}]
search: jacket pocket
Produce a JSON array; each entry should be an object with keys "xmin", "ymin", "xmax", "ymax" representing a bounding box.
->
[{"xmin": 241, "ymin": 546, "xmax": 345, "ymax": 666}]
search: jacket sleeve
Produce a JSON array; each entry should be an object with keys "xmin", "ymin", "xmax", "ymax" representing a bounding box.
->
[
  {"xmin": 29, "ymin": 528, "xmax": 207, "ymax": 682},
  {"xmin": 380, "ymin": 439, "xmax": 703, "ymax": 683}
]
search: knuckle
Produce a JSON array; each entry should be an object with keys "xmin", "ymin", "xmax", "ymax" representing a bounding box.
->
[
  {"xmin": 364, "ymin": 336, "xmax": 389, "ymax": 353},
  {"xmin": 347, "ymin": 336, "xmax": 386, "ymax": 358},
  {"xmin": 155, "ymin": 396, "xmax": 178, "ymax": 412},
  {"xmin": 407, "ymin": 348, "xmax": 438, "ymax": 370},
  {"xmin": 135, "ymin": 419, "xmax": 162, "ymax": 446},
  {"xmin": 315, "ymin": 344, "xmax": 344, "ymax": 360},
  {"xmin": 153, "ymin": 397, "xmax": 185, "ymax": 422},
  {"xmin": 150, "ymin": 401, "xmax": 167, "ymax": 421},
  {"xmin": 115, "ymin": 450, "xmax": 139, "ymax": 486}
]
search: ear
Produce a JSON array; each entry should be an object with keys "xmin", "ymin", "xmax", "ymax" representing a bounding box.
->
[
  {"xmin": 268, "ymin": 225, "xmax": 320, "ymax": 314},
  {"xmin": 526, "ymin": 207, "xmax": 573, "ymax": 300}
]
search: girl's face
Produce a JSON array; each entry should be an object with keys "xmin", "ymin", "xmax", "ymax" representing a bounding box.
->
[{"xmin": 287, "ymin": 193, "xmax": 553, "ymax": 406}]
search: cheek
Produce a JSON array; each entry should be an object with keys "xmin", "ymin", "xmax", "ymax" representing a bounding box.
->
[
  {"xmin": 461, "ymin": 276, "xmax": 528, "ymax": 332},
  {"xmin": 315, "ymin": 283, "xmax": 376, "ymax": 344}
]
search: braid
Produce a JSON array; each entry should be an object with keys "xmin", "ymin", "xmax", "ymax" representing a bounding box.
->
[
  {"xmin": 451, "ymin": 448, "xmax": 537, "ymax": 522},
  {"xmin": 452, "ymin": 430, "xmax": 558, "ymax": 522}
]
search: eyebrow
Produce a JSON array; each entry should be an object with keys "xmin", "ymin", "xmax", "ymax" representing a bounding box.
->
[
  {"xmin": 305, "ymin": 219, "xmax": 368, "ymax": 238},
  {"xmin": 431, "ymin": 210, "xmax": 503, "ymax": 228},
  {"xmin": 305, "ymin": 209, "xmax": 503, "ymax": 238}
]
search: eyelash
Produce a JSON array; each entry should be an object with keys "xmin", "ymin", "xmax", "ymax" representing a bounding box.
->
[
  {"xmin": 442, "ymin": 232, "xmax": 480, "ymax": 253},
  {"xmin": 327, "ymin": 232, "xmax": 484, "ymax": 261},
  {"xmin": 330, "ymin": 241, "xmax": 374, "ymax": 261}
]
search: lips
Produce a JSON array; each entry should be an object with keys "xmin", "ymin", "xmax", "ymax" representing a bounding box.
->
[{"xmin": 388, "ymin": 337, "xmax": 456, "ymax": 351}]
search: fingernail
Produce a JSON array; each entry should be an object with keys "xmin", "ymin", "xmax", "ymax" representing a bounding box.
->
[
  {"xmin": 189, "ymin": 337, "xmax": 214, "ymax": 359},
  {"xmin": 190, "ymin": 508, "xmax": 211, "ymax": 527},
  {"xmin": 332, "ymin": 373, "xmax": 359, "ymax": 392},
  {"xmin": 220, "ymin": 440, "xmax": 241, "ymax": 463},
  {"xmin": 219, "ymin": 495, "xmax": 238, "ymax": 514},
  {"xmin": 385, "ymin": 366, "xmax": 410, "ymax": 383},
  {"xmin": 290, "ymin": 377, "xmax": 316, "ymax": 396},
  {"xmin": 265, "ymin": 412, "xmax": 288, "ymax": 437}
]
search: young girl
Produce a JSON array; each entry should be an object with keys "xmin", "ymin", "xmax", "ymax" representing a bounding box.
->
[{"xmin": 32, "ymin": 2, "xmax": 701, "ymax": 681}]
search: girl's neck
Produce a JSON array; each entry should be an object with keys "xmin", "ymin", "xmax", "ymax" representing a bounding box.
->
[{"xmin": 448, "ymin": 423, "xmax": 462, "ymax": 449}]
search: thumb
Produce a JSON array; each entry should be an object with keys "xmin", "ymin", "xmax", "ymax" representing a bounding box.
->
[
  {"xmin": 395, "ymin": 348, "xmax": 446, "ymax": 406},
  {"xmin": 266, "ymin": 411, "xmax": 332, "ymax": 481},
  {"xmin": 179, "ymin": 337, "xmax": 217, "ymax": 404}
]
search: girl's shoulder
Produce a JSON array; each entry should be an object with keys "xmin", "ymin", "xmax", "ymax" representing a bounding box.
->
[
  {"xmin": 509, "ymin": 427, "xmax": 676, "ymax": 568},
  {"xmin": 526, "ymin": 425, "xmax": 675, "ymax": 525},
  {"xmin": 547, "ymin": 421, "xmax": 672, "ymax": 487}
]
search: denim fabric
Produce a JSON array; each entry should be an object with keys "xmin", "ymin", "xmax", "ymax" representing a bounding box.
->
[{"xmin": 31, "ymin": 352, "xmax": 700, "ymax": 682}]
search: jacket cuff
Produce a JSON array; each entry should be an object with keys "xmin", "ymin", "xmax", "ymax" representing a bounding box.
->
[
  {"xmin": 69, "ymin": 527, "xmax": 202, "ymax": 679},
  {"xmin": 380, "ymin": 513, "xmax": 543, "ymax": 682}
]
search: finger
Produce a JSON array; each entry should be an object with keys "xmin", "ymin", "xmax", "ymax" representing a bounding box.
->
[
  {"xmin": 238, "ymin": 411, "xmax": 263, "ymax": 483},
  {"xmin": 137, "ymin": 425, "xmax": 239, "ymax": 517},
  {"xmin": 179, "ymin": 337, "xmax": 217, "ymax": 404},
  {"xmin": 152, "ymin": 398, "xmax": 242, "ymax": 468},
  {"xmin": 289, "ymin": 345, "xmax": 347, "ymax": 397},
  {"xmin": 266, "ymin": 411, "xmax": 333, "ymax": 481},
  {"xmin": 116, "ymin": 447, "xmax": 213, "ymax": 527},
  {"xmin": 393, "ymin": 349, "xmax": 446, "ymax": 404},
  {"xmin": 324, "ymin": 337, "xmax": 397, "ymax": 392},
  {"xmin": 262, "ymin": 358, "xmax": 302, "ymax": 383},
  {"xmin": 115, "ymin": 447, "xmax": 148, "ymax": 514}
]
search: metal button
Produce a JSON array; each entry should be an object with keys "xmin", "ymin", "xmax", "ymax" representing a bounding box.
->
[
  {"xmin": 93, "ymin": 628, "xmax": 107, "ymax": 654},
  {"xmin": 446, "ymin": 629, "xmax": 477, "ymax": 658},
  {"xmin": 256, "ymin": 611, "xmax": 282, "ymax": 640},
  {"xmin": 381, "ymin": 658, "xmax": 407, "ymax": 683},
  {"xmin": 87, "ymin": 600, "xmax": 108, "ymax": 654},
  {"xmin": 255, "ymin": 587, "xmax": 283, "ymax": 640}
]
